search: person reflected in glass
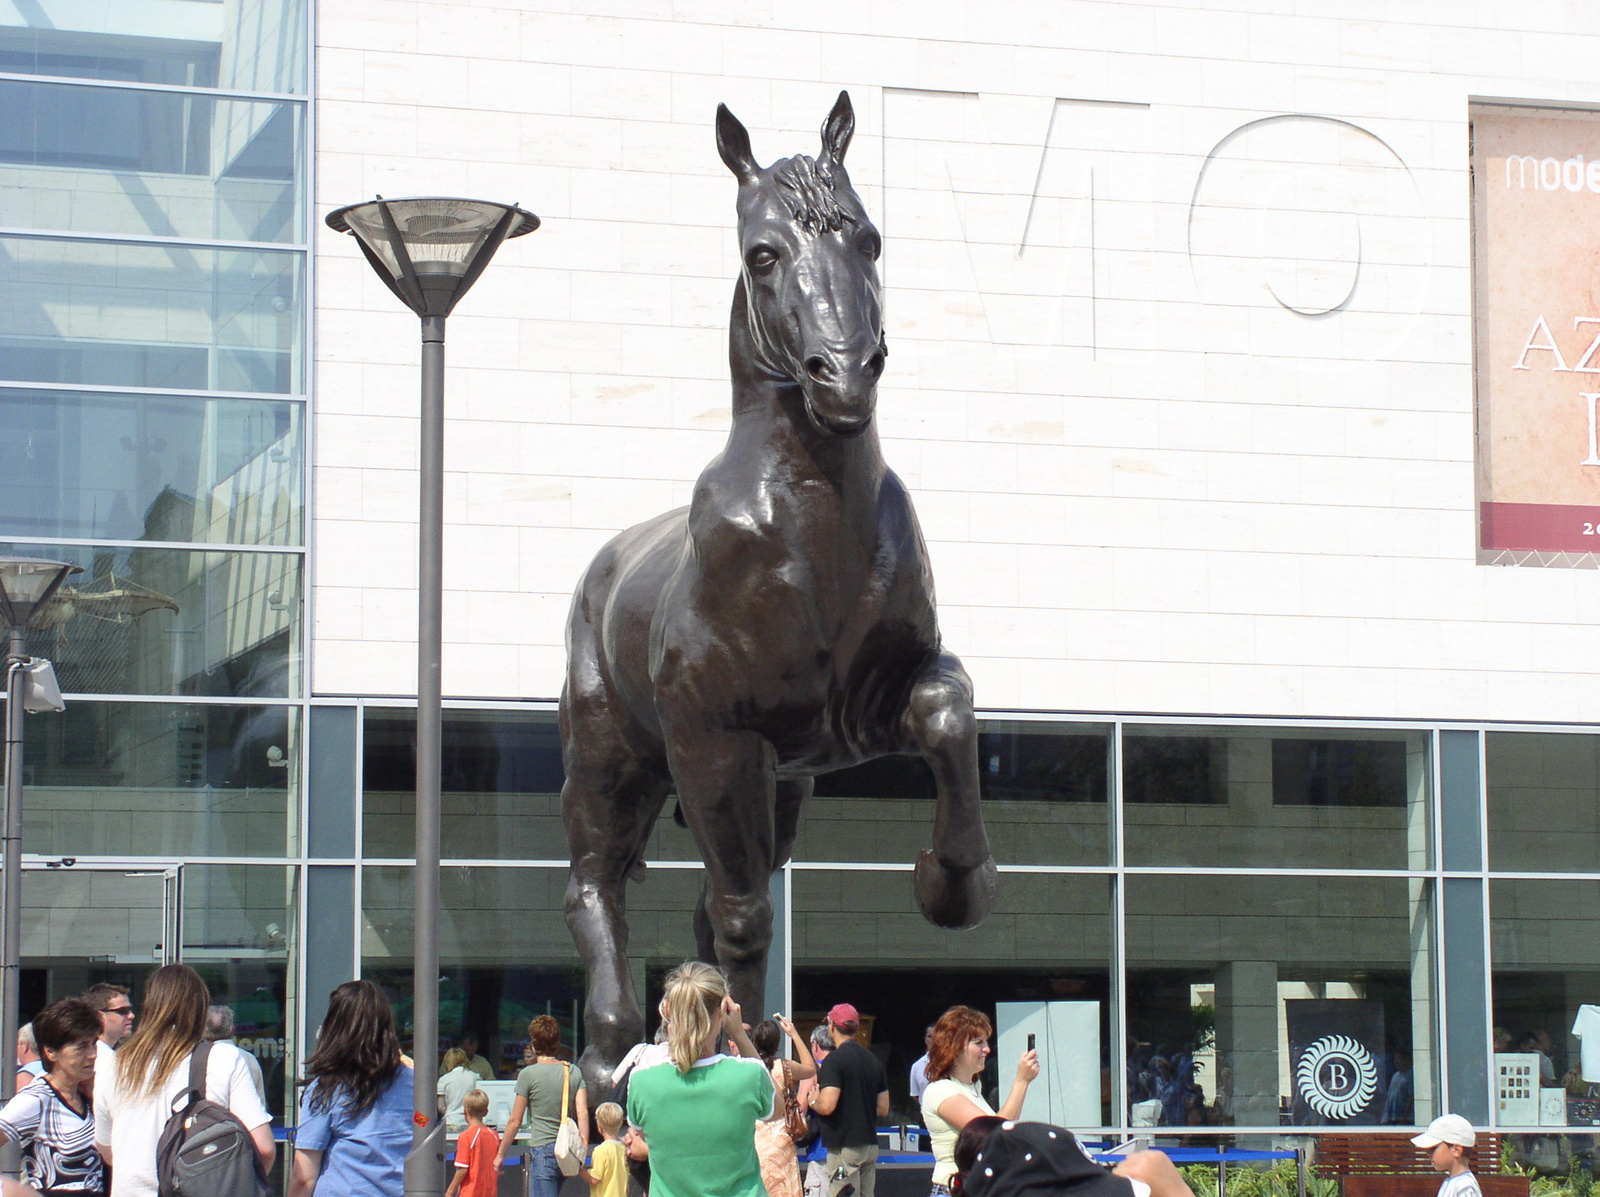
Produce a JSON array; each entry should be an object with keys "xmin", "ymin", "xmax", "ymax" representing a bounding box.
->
[
  {"xmin": 494, "ymin": 1014, "xmax": 587, "ymax": 1197},
  {"xmin": 919, "ymin": 1006, "xmax": 1038, "ymax": 1197},
  {"xmin": 439, "ymin": 1047, "xmax": 479, "ymax": 1132},
  {"xmin": 290, "ymin": 980, "xmax": 412, "ymax": 1197},
  {"xmin": 0, "ymin": 998, "xmax": 107, "ymax": 1196}
]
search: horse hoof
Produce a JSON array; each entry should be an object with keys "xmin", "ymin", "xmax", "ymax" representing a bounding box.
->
[{"xmin": 914, "ymin": 851, "xmax": 997, "ymax": 929}]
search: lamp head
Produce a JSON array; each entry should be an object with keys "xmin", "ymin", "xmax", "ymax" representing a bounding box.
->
[
  {"xmin": 325, "ymin": 197, "xmax": 538, "ymax": 319},
  {"xmin": 0, "ymin": 557, "xmax": 81, "ymax": 631}
]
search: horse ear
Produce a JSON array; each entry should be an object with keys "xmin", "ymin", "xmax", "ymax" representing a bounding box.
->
[
  {"xmin": 820, "ymin": 90, "xmax": 854, "ymax": 165},
  {"xmin": 716, "ymin": 103, "xmax": 759, "ymax": 184}
]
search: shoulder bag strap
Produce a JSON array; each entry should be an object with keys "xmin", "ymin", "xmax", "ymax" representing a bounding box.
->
[
  {"xmin": 560, "ymin": 1061, "xmax": 571, "ymax": 1121},
  {"xmin": 185, "ymin": 1039, "xmax": 213, "ymax": 1109}
]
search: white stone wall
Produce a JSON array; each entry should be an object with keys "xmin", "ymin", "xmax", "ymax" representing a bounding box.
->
[{"xmin": 313, "ymin": 0, "xmax": 1600, "ymax": 721}]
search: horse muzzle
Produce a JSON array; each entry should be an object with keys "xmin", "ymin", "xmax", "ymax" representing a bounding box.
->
[
  {"xmin": 799, "ymin": 347, "xmax": 882, "ymax": 436},
  {"xmin": 802, "ymin": 382, "xmax": 875, "ymax": 436}
]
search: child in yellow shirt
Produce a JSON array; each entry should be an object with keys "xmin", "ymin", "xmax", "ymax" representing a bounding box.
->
[{"xmin": 581, "ymin": 1101, "xmax": 628, "ymax": 1197}]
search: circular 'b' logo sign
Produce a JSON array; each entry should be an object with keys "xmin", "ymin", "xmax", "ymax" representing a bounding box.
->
[{"xmin": 1296, "ymin": 1035, "xmax": 1378, "ymax": 1120}]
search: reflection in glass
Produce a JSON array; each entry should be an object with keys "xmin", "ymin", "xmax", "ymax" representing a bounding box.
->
[
  {"xmin": 0, "ymin": 237, "xmax": 303, "ymax": 394},
  {"xmin": 362, "ymin": 708, "xmax": 705, "ymax": 862},
  {"xmin": 362, "ymin": 865, "xmax": 701, "ymax": 1069},
  {"xmin": 183, "ymin": 864, "xmax": 296, "ymax": 1121},
  {"xmin": 1490, "ymin": 879, "xmax": 1600, "ymax": 1131},
  {"xmin": 1125, "ymin": 875, "xmax": 1435, "ymax": 1129},
  {"xmin": 792, "ymin": 869, "xmax": 1113, "ymax": 1120},
  {"xmin": 2, "ymin": 540, "xmax": 300, "ymax": 698},
  {"xmin": 1487, "ymin": 734, "xmax": 1600, "ymax": 874},
  {"xmin": 0, "ymin": 390, "xmax": 303, "ymax": 545},
  {"xmin": 0, "ymin": 0, "xmax": 308, "ymax": 93},
  {"xmin": 0, "ymin": 82, "xmax": 302, "ymax": 242},
  {"xmin": 796, "ymin": 723, "xmax": 1111, "ymax": 866},
  {"xmin": 22, "ymin": 701, "xmax": 297, "ymax": 857},
  {"xmin": 1123, "ymin": 726, "xmax": 1431, "ymax": 870}
]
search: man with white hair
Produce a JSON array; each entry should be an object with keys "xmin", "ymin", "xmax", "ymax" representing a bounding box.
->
[
  {"xmin": 204, "ymin": 1003, "xmax": 266, "ymax": 1101},
  {"xmin": 15, "ymin": 1022, "xmax": 43, "ymax": 1090}
]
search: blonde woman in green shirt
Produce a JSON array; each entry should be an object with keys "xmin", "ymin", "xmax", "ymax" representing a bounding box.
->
[{"xmin": 626, "ymin": 963, "xmax": 783, "ymax": 1197}]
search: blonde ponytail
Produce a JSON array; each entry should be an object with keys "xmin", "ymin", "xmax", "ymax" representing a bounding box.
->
[{"xmin": 662, "ymin": 961, "xmax": 727, "ymax": 1074}]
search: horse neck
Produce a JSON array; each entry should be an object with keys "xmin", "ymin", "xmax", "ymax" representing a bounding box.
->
[{"xmin": 726, "ymin": 283, "xmax": 886, "ymax": 495}]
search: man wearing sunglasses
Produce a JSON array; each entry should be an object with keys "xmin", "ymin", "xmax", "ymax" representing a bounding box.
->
[{"xmin": 83, "ymin": 983, "xmax": 136, "ymax": 1071}]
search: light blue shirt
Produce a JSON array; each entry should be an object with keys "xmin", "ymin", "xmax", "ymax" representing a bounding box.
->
[{"xmin": 297, "ymin": 1065, "xmax": 413, "ymax": 1194}]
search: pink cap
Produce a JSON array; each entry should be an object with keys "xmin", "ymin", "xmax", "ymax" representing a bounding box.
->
[{"xmin": 828, "ymin": 1003, "xmax": 860, "ymax": 1028}]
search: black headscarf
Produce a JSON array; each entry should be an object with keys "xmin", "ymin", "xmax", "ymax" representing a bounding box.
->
[{"xmin": 962, "ymin": 1122, "xmax": 1138, "ymax": 1197}]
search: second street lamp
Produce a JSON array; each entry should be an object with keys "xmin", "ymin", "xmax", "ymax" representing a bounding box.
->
[
  {"xmin": 325, "ymin": 197, "xmax": 538, "ymax": 1196},
  {"xmin": 0, "ymin": 555, "xmax": 79, "ymax": 1183}
]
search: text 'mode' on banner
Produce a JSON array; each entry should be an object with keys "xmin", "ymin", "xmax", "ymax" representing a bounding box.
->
[{"xmin": 1474, "ymin": 104, "xmax": 1600, "ymax": 566}]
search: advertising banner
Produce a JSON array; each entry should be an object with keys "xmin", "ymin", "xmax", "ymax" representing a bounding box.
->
[
  {"xmin": 1474, "ymin": 105, "xmax": 1600, "ymax": 565},
  {"xmin": 1285, "ymin": 999, "xmax": 1386, "ymax": 1125}
]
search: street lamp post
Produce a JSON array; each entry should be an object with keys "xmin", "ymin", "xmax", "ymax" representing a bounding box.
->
[
  {"xmin": 325, "ymin": 197, "xmax": 537, "ymax": 1196},
  {"xmin": 0, "ymin": 555, "xmax": 79, "ymax": 1181}
]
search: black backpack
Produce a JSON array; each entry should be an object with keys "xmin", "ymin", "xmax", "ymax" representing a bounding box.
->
[{"xmin": 155, "ymin": 1041, "xmax": 272, "ymax": 1197}]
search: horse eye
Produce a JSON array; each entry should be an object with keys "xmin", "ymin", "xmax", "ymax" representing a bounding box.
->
[
  {"xmin": 860, "ymin": 235, "xmax": 881, "ymax": 261},
  {"xmin": 747, "ymin": 246, "xmax": 779, "ymax": 270}
]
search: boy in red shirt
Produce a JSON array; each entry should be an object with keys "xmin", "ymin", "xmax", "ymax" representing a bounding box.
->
[{"xmin": 446, "ymin": 1089, "xmax": 498, "ymax": 1197}]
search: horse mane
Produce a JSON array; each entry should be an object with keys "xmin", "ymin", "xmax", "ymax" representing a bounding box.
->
[{"xmin": 771, "ymin": 154, "xmax": 855, "ymax": 235}]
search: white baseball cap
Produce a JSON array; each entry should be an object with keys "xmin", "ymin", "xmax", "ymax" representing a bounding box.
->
[{"xmin": 1412, "ymin": 1114, "xmax": 1476, "ymax": 1149}]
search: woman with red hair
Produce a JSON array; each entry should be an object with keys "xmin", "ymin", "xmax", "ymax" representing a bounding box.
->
[{"xmin": 918, "ymin": 1007, "xmax": 1037, "ymax": 1196}]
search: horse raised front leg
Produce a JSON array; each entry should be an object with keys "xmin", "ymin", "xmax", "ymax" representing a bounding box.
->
[
  {"xmin": 670, "ymin": 728, "xmax": 777, "ymax": 1015},
  {"xmin": 903, "ymin": 651, "xmax": 997, "ymax": 929}
]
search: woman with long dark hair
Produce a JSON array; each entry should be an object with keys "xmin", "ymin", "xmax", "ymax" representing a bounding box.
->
[
  {"xmin": 289, "ymin": 980, "xmax": 412, "ymax": 1197},
  {"xmin": 0, "ymin": 997, "xmax": 106, "ymax": 1195},
  {"xmin": 748, "ymin": 1015, "xmax": 817, "ymax": 1197},
  {"xmin": 92, "ymin": 964, "xmax": 273, "ymax": 1197}
]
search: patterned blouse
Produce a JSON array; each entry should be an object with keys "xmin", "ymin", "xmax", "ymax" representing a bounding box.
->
[{"xmin": 0, "ymin": 1075, "xmax": 107, "ymax": 1194}]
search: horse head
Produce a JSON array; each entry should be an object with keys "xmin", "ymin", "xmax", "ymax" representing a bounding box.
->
[{"xmin": 716, "ymin": 91, "xmax": 886, "ymax": 437}]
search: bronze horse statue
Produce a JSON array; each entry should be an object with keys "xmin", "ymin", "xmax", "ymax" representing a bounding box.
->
[{"xmin": 561, "ymin": 91, "xmax": 997, "ymax": 1084}]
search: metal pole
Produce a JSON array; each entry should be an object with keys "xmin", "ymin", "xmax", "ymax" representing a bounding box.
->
[
  {"xmin": 404, "ymin": 314, "xmax": 447, "ymax": 1196},
  {"xmin": 1, "ymin": 626, "xmax": 26, "ymax": 1181}
]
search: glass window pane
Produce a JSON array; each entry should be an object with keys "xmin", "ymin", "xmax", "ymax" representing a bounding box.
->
[
  {"xmin": 1123, "ymin": 725, "xmax": 1432, "ymax": 869},
  {"xmin": 2, "ymin": 540, "xmax": 302, "ymax": 698},
  {"xmin": 0, "ymin": 0, "xmax": 307, "ymax": 93},
  {"xmin": 0, "ymin": 236, "xmax": 303, "ymax": 395},
  {"xmin": 1125, "ymin": 875, "xmax": 1437, "ymax": 1129},
  {"xmin": 183, "ymin": 864, "xmax": 297, "ymax": 1123},
  {"xmin": 796, "ymin": 722, "xmax": 1112, "ymax": 866},
  {"xmin": 20, "ymin": 862, "xmax": 298, "ymax": 1123},
  {"xmin": 0, "ymin": 82, "xmax": 303, "ymax": 242},
  {"xmin": 362, "ymin": 865, "xmax": 701, "ymax": 1070},
  {"xmin": 1487, "ymin": 733, "xmax": 1600, "ymax": 874},
  {"xmin": 1490, "ymin": 878, "xmax": 1600, "ymax": 1131},
  {"xmin": 362, "ymin": 708, "xmax": 703, "ymax": 862},
  {"xmin": 793, "ymin": 869, "xmax": 1113, "ymax": 1124},
  {"xmin": 0, "ymin": 390, "xmax": 303, "ymax": 545},
  {"xmin": 23, "ymin": 700, "xmax": 297, "ymax": 857}
]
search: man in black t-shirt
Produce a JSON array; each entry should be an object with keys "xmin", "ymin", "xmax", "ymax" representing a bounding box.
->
[{"xmin": 809, "ymin": 1003, "xmax": 889, "ymax": 1197}]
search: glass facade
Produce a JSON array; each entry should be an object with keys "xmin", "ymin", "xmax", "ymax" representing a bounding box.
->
[
  {"xmin": 339, "ymin": 706, "xmax": 1600, "ymax": 1144},
  {"xmin": 0, "ymin": 0, "xmax": 311, "ymax": 1158}
]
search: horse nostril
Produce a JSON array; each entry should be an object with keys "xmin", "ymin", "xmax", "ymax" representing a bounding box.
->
[
  {"xmin": 863, "ymin": 351, "xmax": 885, "ymax": 381},
  {"xmin": 804, "ymin": 355, "xmax": 830, "ymax": 381}
]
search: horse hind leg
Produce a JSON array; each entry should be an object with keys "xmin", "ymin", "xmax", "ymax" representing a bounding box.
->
[
  {"xmin": 901, "ymin": 651, "xmax": 997, "ymax": 929},
  {"xmin": 563, "ymin": 745, "xmax": 670, "ymax": 1089}
]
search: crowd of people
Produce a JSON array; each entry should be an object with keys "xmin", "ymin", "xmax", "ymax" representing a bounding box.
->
[{"xmin": 0, "ymin": 965, "xmax": 1492, "ymax": 1197}]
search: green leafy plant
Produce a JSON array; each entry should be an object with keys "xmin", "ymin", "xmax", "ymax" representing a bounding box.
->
[{"xmin": 1179, "ymin": 1160, "xmax": 1338, "ymax": 1197}]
